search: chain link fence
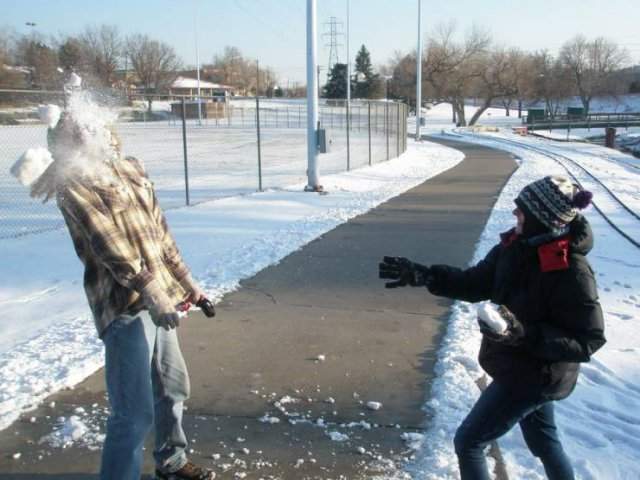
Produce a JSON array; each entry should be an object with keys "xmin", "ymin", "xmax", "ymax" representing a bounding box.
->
[{"xmin": 0, "ymin": 90, "xmax": 408, "ymax": 239}]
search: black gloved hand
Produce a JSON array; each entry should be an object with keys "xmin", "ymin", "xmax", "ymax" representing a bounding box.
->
[
  {"xmin": 196, "ymin": 298, "xmax": 216, "ymax": 318},
  {"xmin": 378, "ymin": 256, "xmax": 433, "ymax": 288},
  {"xmin": 478, "ymin": 305, "xmax": 525, "ymax": 346}
]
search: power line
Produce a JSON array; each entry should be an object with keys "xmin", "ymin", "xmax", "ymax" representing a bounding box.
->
[{"xmin": 230, "ymin": 0, "xmax": 293, "ymax": 46}]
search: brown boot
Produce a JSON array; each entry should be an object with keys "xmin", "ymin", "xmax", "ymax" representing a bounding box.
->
[{"xmin": 155, "ymin": 461, "xmax": 215, "ymax": 480}]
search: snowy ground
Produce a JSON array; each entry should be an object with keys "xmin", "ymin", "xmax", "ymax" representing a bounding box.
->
[
  {"xmin": 0, "ymin": 122, "xmax": 395, "ymax": 238},
  {"xmin": 0, "ymin": 139, "xmax": 463, "ymax": 434},
  {"xmin": 409, "ymin": 128, "xmax": 640, "ymax": 479},
  {"xmin": 2, "ymin": 99, "xmax": 639, "ymax": 479}
]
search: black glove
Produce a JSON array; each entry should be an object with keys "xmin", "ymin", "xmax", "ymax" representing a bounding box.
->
[
  {"xmin": 378, "ymin": 256, "xmax": 433, "ymax": 289},
  {"xmin": 478, "ymin": 305, "xmax": 525, "ymax": 346},
  {"xmin": 196, "ymin": 297, "xmax": 216, "ymax": 318}
]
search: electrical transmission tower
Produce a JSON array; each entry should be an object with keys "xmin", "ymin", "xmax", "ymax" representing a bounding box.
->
[{"xmin": 322, "ymin": 16, "xmax": 344, "ymax": 77}]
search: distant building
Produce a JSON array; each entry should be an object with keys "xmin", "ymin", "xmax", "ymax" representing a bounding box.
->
[{"xmin": 169, "ymin": 76, "xmax": 234, "ymax": 101}]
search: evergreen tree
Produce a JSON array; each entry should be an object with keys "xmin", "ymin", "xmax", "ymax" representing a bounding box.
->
[
  {"xmin": 354, "ymin": 44, "xmax": 381, "ymax": 98},
  {"xmin": 323, "ymin": 62, "xmax": 348, "ymax": 99}
]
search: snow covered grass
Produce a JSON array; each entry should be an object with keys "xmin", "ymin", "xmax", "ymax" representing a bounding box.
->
[
  {"xmin": 411, "ymin": 130, "xmax": 640, "ymax": 479},
  {"xmin": 0, "ymin": 121, "xmax": 393, "ymax": 238},
  {"xmin": 0, "ymin": 138, "xmax": 463, "ymax": 432}
]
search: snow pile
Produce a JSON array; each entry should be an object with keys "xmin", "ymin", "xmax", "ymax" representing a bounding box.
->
[
  {"xmin": 401, "ymin": 432, "xmax": 425, "ymax": 451},
  {"xmin": 41, "ymin": 410, "xmax": 106, "ymax": 451},
  {"xmin": 476, "ymin": 302, "xmax": 508, "ymax": 334},
  {"xmin": 617, "ymin": 132, "xmax": 640, "ymax": 156},
  {"xmin": 258, "ymin": 415, "xmax": 280, "ymax": 424},
  {"xmin": 326, "ymin": 431, "xmax": 349, "ymax": 442}
]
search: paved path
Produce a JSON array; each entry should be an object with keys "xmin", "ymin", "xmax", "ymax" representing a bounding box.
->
[{"xmin": 0, "ymin": 138, "xmax": 516, "ymax": 479}]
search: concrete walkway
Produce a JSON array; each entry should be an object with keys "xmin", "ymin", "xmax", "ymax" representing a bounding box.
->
[{"xmin": 0, "ymin": 138, "xmax": 516, "ymax": 479}]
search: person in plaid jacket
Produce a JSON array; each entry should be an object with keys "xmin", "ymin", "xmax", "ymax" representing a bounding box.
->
[{"xmin": 28, "ymin": 108, "xmax": 216, "ymax": 480}]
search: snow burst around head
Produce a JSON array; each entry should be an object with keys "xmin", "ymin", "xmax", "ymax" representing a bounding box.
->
[
  {"xmin": 45, "ymin": 90, "xmax": 121, "ymax": 184},
  {"xmin": 15, "ymin": 89, "xmax": 123, "ymax": 202}
]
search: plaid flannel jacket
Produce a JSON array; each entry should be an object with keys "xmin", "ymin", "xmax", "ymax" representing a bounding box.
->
[{"xmin": 56, "ymin": 156, "xmax": 190, "ymax": 336}]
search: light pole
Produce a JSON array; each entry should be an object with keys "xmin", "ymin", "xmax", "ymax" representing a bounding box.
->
[
  {"xmin": 346, "ymin": 0, "xmax": 351, "ymax": 171},
  {"xmin": 415, "ymin": 0, "xmax": 423, "ymax": 141},
  {"xmin": 193, "ymin": 0, "xmax": 202, "ymax": 125},
  {"xmin": 305, "ymin": 0, "xmax": 321, "ymax": 191}
]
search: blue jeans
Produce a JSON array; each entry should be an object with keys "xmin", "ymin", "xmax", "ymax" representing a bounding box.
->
[
  {"xmin": 99, "ymin": 312, "xmax": 190, "ymax": 480},
  {"xmin": 454, "ymin": 381, "xmax": 574, "ymax": 480}
]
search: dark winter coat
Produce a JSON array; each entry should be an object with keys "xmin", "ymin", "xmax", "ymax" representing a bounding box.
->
[{"xmin": 427, "ymin": 214, "xmax": 606, "ymax": 400}]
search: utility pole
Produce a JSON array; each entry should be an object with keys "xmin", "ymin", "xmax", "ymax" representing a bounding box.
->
[
  {"xmin": 256, "ymin": 60, "xmax": 262, "ymax": 191},
  {"xmin": 415, "ymin": 0, "xmax": 423, "ymax": 141},
  {"xmin": 306, "ymin": 0, "xmax": 321, "ymax": 191},
  {"xmin": 346, "ymin": 0, "xmax": 351, "ymax": 171},
  {"xmin": 194, "ymin": 0, "xmax": 202, "ymax": 125}
]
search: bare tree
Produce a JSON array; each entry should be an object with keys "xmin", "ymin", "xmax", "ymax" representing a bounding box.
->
[
  {"xmin": 386, "ymin": 50, "xmax": 416, "ymax": 104},
  {"xmin": 495, "ymin": 49, "xmax": 530, "ymax": 117},
  {"xmin": 207, "ymin": 46, "xmax": 255, "ymax": 95},
  {"xmin": 126, "ymin": 34, "xmax": 182, "ymax": 111},
  {"xmin": 465, "ymin": 47, "xmax": 522, "ymax": 125},
  {"xmin": 58, "ymin": 37, "xmax": 84, "ymax": 70},
  {"xmin": 0, "ymin": 28, "xmax": 25, "ymax": 88},
  {"xmin": 204, "ymin": 46, "xmax": 278, "ymax": 96},
  {"xmin": 560, "ymin": 35, "xmax": 629, "ymax": 114},
  {"xmin": 14, "ymin": 34, "xmax": 59, "ymax": 89},
  {"xmin": 525, "ymin": 50, "xmax": 573, "ymax": 118},
  {"xmin": 423, "ymin": 24, "xmax": 492, "ymax": 126},
  {"xmin": 0, "ymin": 28, "xmax": 11, "ymax": 62},
  {"xmin": 79, "ymin": 25, "xmax": 122, "ymax": 87}
]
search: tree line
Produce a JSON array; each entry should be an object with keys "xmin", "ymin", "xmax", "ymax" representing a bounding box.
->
[
  {"xmin": 384, "ymin": 24, "xmax": 635, "ymax": 125},
  {"xmin": 0, "ymin": 25, "xmax": 280, "ymax": 103}
]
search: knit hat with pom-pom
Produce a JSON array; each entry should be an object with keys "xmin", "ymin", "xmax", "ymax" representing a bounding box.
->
[{"xmin": 515, "ymin": 175, "xmax": 593, "ymax": 232}]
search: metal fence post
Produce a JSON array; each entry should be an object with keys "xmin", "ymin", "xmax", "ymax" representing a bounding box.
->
[
  {"xmin": 368, "ymin": 102, "xmax": 372, "ymax": 166},
  {"xmin": 181, "ymin": 98, "xmax": 190, "ymax": 206},
  {"xmin": 346, "ymin": 100, "xmax": 351, "ymax": 171},
  {"xmin": 256, "ymin": 95, "xmax": 263, "ymax": 191},
  {"xmin": 404, "ymin": 103, "xmax": 407, "ymax": 152},
  {"xmin": 396, "ymin": 103, "xmax": 400, "ymax": 158},
  {"xmin": 385, "ymin": 101, "xmax": 389, "ymax": 161}
]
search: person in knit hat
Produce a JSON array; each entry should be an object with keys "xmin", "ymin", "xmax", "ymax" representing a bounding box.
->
[
  {"xmin": 379, "ymin": 175, "xmax": 605, "ymax": 480},
  {"xmin": 515, "ymin": 175, "xmax": 593, "ymax": 237},
  {"xmin": 12, "ymin": 98, "xmax": 216, "ymax": 480}
]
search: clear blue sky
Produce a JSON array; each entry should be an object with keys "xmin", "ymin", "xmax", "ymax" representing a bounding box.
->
[{"xmin": 3, "ymin": 0, "xmax": 639, "ymax": 85}]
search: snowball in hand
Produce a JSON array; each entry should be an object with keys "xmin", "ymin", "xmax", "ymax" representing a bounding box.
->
[
  {"xmin": 477, "ymin": 302, "xmax": 508, "ymax": 334},
  {"xmin": 10, "ymin": 148, "xmax": 54, "ymax": 186},
  {"xmin": 38, "ymin": 104, "xmax": 62, "ymax": 128}
]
